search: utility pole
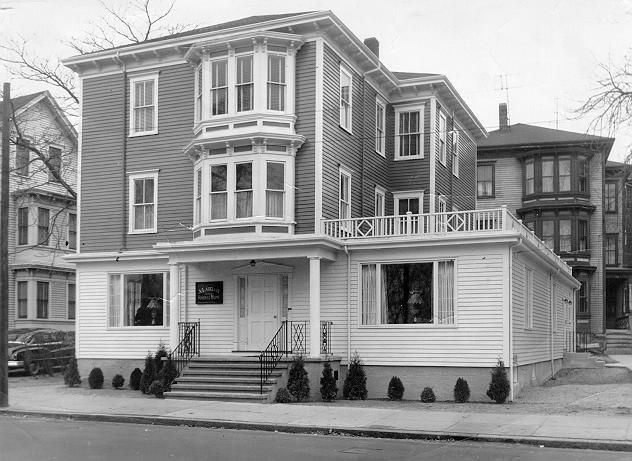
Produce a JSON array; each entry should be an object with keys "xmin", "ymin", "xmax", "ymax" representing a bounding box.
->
[{"xmin": 1, "ymin": 82, "xmax": 10, "ymax": 407}]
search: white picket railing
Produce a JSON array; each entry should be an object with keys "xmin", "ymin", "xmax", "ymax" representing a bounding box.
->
[{"xmin": 321, "ymin": 206, "xmax": 571, "ymax": 275}]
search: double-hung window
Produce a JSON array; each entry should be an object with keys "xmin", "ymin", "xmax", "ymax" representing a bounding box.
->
[
  {"xmin": 339, "ymin": 168, "xmax": 351, "ymax": 221},
  {"xmin": 266, "ymin": 162, "xmax": 285, "ymax": 218},
  {"xmin": 48, "ymin": 146, "xmax": 62, "ymax": 182},
  {"xmin": 541, "ymin": 158, "xmax": 554, "ymax": 193},
  {"xmin": 235, "ymin": 162, "xmax": 253, "ymax": 218},
  {"xmin": 195, "ymin": 169, "xmax": 202, "ymax": 224},
  {"xmin": 17, "ymin": 207, "xmax": 28, "ymax": 245},
  {"xmin": 559, "ymin": 219, "xmax": 572, "ymax": 252},
  {"xmin": 375, "ymin": 99, "xmax": 385, "ymax": 155},
  {"xmin": 210, "ymin": 165, "xmax": 228, "ymax": 220},
  {"xmin": 129, "ymin": 172, "xmax": 158, "ymax": 233},
  {"xmin": 606, "ymin": 234, "xmax": 618, "ymax": 265},
  {"xmin": 375, "ymin": 187, "xmax": 385, "ymax": 217},
  {"xmin": 37, "ymin": 281, "xmax": 49, "ymax": 319},
  {"xmin": 195, "ymin": 65, "xmax": 203, "ymax": 120},
  {"xmin": 339, "ymin": 66, "xmax": 352, "ymax": 131},
  {"xmin": 525, "ymin": 160, "xmax": 535, "ymax": 195},
  {"xmin": 68, "ymin": 213, "xmax": 77, "ymax": 250},
  {"xmin": 267, "ymin": 54, "xmax": 286, "ymax": 111},
  {"xmin": 477, "ymin": 164, "xmax": 494, "ymax": 198},
  {"xmin": 130, "ymin": 74, "xmax": 158, "ymax": 135},
  {"xmin": 541, "ymin": 220, "xmax": 554, "ymax": 250},
  {"xmin": 439, "ymin": 113, "xmax": 447, "ymax": 165},
  {"xmin": 37, "ymin": 207, "xmax": 50, "ymax": 246},
  {"xmin": 578, "ymin": 220, "xmax": 589, "ymax": 251},
  {"xmin": 211, "ymin": 59, "xmax": 228, "ymax": 115},
  {"xmin": 236, "ymin": 54, "xmax": 254, "ymax": 112},
  {"xmin": 578, "ymin": 157, "xmax": 587, "ymax": 192},
  {"xmin": 361, "ymin": 260, "xmax": 455, "ymax": 325},
  {"xmin": 396, "ymin": 108, "xmax": 422, "ymax": 159},
  {"xmin": 17, "ymin": 281, "xmax": 28, "ymax": 319},
  {"xmin": 108, "ymin": 273, "xmax": 169, "ymax": 327},
  {"xmin": 559, "ymin": 157, "xmax": 571, "ymax": 191},
  {"xmin": 15, "ymin": 139, "xmax": 30, "ymax": 176},
  {"xmin": 67, "ymin": 283, "xmax": 76, "ymax": 320},
  {"xmin": 605, "ymin": 182, "xmax": 617, "ymax": 212},
  {"xmin": 451, "ymin": 129, "xmax": 459, "ymax": 176}
]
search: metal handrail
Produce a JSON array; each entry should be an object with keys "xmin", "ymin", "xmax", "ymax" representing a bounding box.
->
[
  {"xmin": 166, "ymin": 321, "xmax": 200, "ymax": 387},
  {"xmin": 258, "ymin": 320, "xmax": 308, "ymax": 393}
]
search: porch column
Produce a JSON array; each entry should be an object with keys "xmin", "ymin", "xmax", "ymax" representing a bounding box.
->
[
  {"xmin": 169, "ymin": 262, "xmax": 180, "ymax": 350},
  {"xmin": 309, "ymin": 256, "xmax": 321, "ymax": 357}
]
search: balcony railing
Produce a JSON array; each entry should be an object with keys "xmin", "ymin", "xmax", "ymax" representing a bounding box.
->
[{"xmin": 322, "ymin": 207, "xmax": 571, "ymax": 276}]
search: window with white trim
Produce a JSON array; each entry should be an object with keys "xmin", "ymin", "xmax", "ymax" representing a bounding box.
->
[
  {"xmin": 525, "ymin": 268, "xmax": 533, "ymax": 329},
  {"xmin": 395, "ymin": 106, "xmax": 423, "ymax": 159},
  {"xmin": 266, "ymin": 162, "xmax": 285, "ymax": 218},
  {"xmin": 129, "ymin": 172, "xmax": 158, "ymax": 233},
  {"xmin": 375, "ymin": 187, "xmax": 385, "ymax": 216},
  {"xmin": 210, "ymin": 165, "xmax": 228, "ymax": 220},
  {"xmin": 439, "ymin": 113, "xmax": 447, "ymax": 165},
  {"xmin": 339, "ymin": 168, "xmax": 351, "ymax": 220},
  {"xmin": 130, "ymin": 74, "xmax": 158, "ymax": 135},
  {"xmin": 361, "ymin": 261, "xmax": 455, "ymax": 325},
  {"xmin": 48, "ymin": 146, "xmax": 62, "ymax": 182},
  {"xmin": 37, "ymin": 207, "xmax": 50, "ymax": 246},
  {"xmin": 375, "ymin": 98, "xmax": 385, "ymax": 155},
  {"xmin": 339, "ymin": 66, "xmax": 352, "ymax": 131},
  {"xmin": 195, "ymin": 65, "xmax": 203, "ymax": 121},
  {"xmin": 68, "ymin": 283, "xmax": 76, "ymax": 320},
  {"xmin": 195, "ymin": 169, "xmax": 202, "ymax": 224},
  {"xmin": 67, "ymin": 213, "xmax": 77, "ymax": 250},
  {"xmin": 17, "ymin": 207, "xmax": 28, "ymax": 245},
  {"xmin": 394, "ymin": 192, "xmax": 422, "ymax": 215},
  {"xmin": 235, "ymin": 162, "xmax": 253, "ymax": 218},
  {"xmin": 17, "ymin": 281, "xmax": 28, "ymax": 319},
  {"xmin": 37, "ymin": 281, "xmax": 49, "ymax": 319},
  {"xmin": 267, "ymin": 54, "xmax": 286, "ymax": 111},
  {"xmin": 236, "ymin": 53, "xmax": 254, "ymax": 112},
  {"xmin": 108, "ymin": 272, "xmax": 169, "ymax": 327},
  {"xmin": 211, "ymin": 58, "xmax": 228, "ymax": 115},
  {"xmin": 15, "ymin": 139, "xmax": 30, "ymax": 176},
  {"xmin": 451, "ymin": 129, "xmax": 459, "ymax": 176}
]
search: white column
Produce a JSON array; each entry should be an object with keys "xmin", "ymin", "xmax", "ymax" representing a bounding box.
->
[
  {"xmin": 309, "ymin": 257, "xmax": 321, "ymax": 357},
  {"xmin": 169, "ymin": 263, "xmax": 180, "ymax": 350}
]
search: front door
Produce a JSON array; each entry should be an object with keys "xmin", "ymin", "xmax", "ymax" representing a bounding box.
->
[{"xmin": 247, "ymin": 275, "xmax": 279, "ymax": 350}]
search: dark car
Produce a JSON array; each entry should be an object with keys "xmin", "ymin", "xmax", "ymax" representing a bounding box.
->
[{"xmin": 7, "ymin": 328, "xmax": 75, "ymax": 375}]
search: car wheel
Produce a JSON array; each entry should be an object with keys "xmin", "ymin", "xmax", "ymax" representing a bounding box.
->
[{"xmin": 27, "ymin": 360, "xmax": 41, "ymax": 376}]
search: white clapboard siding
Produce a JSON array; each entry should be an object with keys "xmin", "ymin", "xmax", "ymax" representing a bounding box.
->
[{"xmin": 76, "ymin": 260, "xmax": 170, "ymax": 359}]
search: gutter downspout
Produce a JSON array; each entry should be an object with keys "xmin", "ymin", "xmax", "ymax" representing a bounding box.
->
[
  {"xmin": 508, "ymin": 238, "xmax": 522, "ymax": 402},
  {"xmin": 345, "ymin": 245, "xmax": 351, "ymax": 364},
  {"xmin": 550, "ymin": 269, "xmax": 560, "ymax": 381},
  {"xmin": 117, "ymin": 51, "xmax": 128, "ymax": 251}
]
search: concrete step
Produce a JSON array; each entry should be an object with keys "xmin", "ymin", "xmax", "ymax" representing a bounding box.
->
[
  {"xmin": 180, "ymin": 369, "xmax": 282, "ymax": 377},
  {"xmin": 175, "ymin": 375, "xmax": 275, "ymax": 384},
  {"xmin": 605, "ymin": 347, "xmax": 632, "ymax": 355},
  {"xmin": 165, "ymin": 390, "xmax": 269, "ymax": 401},
  {"xmin": 171, "ymin": 382, "xmax": 272, "ymax": 392}
]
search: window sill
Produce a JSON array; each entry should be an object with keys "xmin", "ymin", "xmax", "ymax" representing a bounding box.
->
[
  {"xmin": 452, "ymin": 172, "xmax": 459, "ymax": 178},
  {"xmin": 128, "ymin": 229, "xmax": 158, "ymax": 235},
  {"xmin": 339, "ymin": 124, "xmax": 353, "ymax": 135},
  {"xmin": 106, "ymin": 326, "xmax": 169, "ymax": 331},
  {"xmin": 394, "ymin": 155, "xmax": 423, "ymax": 161},
  {"xmin": 129, "ymin": 130, "xmax": 159, "ymax": 138},
  {"xmin": 375, "ymin": 150, "xmax": 385, "ymax": 158},
  {"xmin": 358, "ymin": 323, "xmax": 458, "ymax": 329}
]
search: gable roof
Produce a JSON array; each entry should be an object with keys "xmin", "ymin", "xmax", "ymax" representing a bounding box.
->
[
  {"xmin": 478, "ymin": 123, "xmax": 614, "ymax": 149},
  {"xmin": 0, "ymin": 91, "xmax": 47, "ymax": 115}
]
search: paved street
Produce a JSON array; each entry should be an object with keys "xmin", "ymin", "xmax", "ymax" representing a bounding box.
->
[{"xmin": 0, "ymin": 416, "xmax": 629, "ymax": 461}]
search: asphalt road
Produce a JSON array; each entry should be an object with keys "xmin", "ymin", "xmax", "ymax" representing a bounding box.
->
[{"xmin": 0, "ymin": 416, "xmax": 629, "ymax": 461}]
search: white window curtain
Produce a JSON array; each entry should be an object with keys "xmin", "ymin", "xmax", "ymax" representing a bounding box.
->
[
  {"xmin": 437, "ymin": 261, "xmax": 454, "ymax": 324},
  {"xmin": 108, "ymin": 274, "xmax": 121, "ymax": 327},
  {"xmin": 362, "ymin": 264, "xmax": 377, "ymax": 325}
]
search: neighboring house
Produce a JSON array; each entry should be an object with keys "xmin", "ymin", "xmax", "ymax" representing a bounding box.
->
[
  {"xmin": 64, "ymin": 11, "xmax": 578, "ymax": 401},
  {"xmin": 477, "ymin": 103, "xmax": 615, "ymax": 349},
  {"xmin": 603, "ymin": 160, "xmax": 632, "ymax": 351},
  {"xmin": 3, "ymin": 91, "xmax": 78, "ymax": 331}
]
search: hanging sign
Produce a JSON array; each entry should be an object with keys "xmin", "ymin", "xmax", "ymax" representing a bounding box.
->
[{"xmin": 196, "ymin": 281, "xmax": 223, "ymax": 304}]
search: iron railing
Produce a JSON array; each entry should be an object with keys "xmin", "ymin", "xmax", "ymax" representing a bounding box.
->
[
  {"xmin": 320, "ymin": 321, "xmax": 333, "ymax": 355},
  {"xmin": 166, "ymin": 321, "xmax": 200, "ymax": 386},
  {"xmin": 575, "ymin": 332, "xmax": 592, "ymax": 352},
  {"xmin": 615, "ymin": 314, "xmax": 630, "ymax": 330},
  {"xmin": 259, "ymin": 321, "xmax": 308, "ymax": 393}
]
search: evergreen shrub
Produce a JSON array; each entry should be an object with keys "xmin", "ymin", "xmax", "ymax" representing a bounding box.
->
[
  {"xmin": 159, "ymin": 357, "xmax": 178, "ymax": 392},
  {"xmin": 486, "ymin": 359, "xmax": 511, "ymax": 404},
  {"xmin": 320, "ymin": 361, "xmax": 338, "ymax": 401},
  {"xmin": 148, "ymin": 379, "xmax": 164, "ymax": 398},
  {"xmin": 420, "ymin": 387, "xmax": 436, "ymax": 403},
  {"xmin": 129, "ymin": 368, "xmax": 142, "ymax": 390},
  {"xmin": 275, "ymin": 387, "xmax": 292, "ymax": 403},
  {"xmin": 112, "ymin": 374, "xmax": 125, "ymax": 389},
  {"xmin": 140, "ymin": 353, "xmax": 157, "ymax": 394},
  {"xmin": 63, "ymin": 355, "xmax": 81, "ymax": 387},
  {"xmin": 287, "ymin": 355, "xmax": 310, "ymax": 402},
  {"xmin": 454, "ymin": 377, "xmax": 471, "ymax": 403},
  {"xmin": 88, "ymin": 367, "xmax": 104, "ymax": 389},
  {"xmin": 387, "ymin": 376, "xmax": 404, "ymax": 401},
  {"xmin": 154, "ymin": 343, "xmax": 168, "ymax": 374},
  {"xmin": 343, "ymin": 351, "xmax": 367, "ymax": 400}
]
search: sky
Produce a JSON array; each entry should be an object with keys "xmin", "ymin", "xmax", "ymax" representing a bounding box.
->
[{"xmin": 1, "ymin": 0, "xmax": 631, "ymax": 161}]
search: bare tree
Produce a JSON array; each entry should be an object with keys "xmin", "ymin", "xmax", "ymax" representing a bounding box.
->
[{"xmin": 0, "ymin": 0, "xmax": 192, "ymax": 118}]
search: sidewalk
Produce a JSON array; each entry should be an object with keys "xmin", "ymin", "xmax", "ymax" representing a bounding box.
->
[{"xmin": 2, "ymin": 376, "xmax": 632, "ymax": 452}]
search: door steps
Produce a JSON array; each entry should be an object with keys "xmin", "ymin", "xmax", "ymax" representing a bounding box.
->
[
  {"xmin": 606, "ymin": 329, "xmax": 632, "ymax": 355},
  {"xmin": 165, "ymin": 356, "xmax": 286, "ymax": 402}
]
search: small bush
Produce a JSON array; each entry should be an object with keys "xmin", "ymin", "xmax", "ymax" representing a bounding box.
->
[
  {"xmin": 112, "ymin": 374, "xmax": 125, "ymax": 389},
  {"xmin": 275, "ymin": 387, "xmax": 292, "ymax": 403},
  {"xmin": 148, "ymin": 379, "xmax": 164, "ymax": 398},
  {"xmin": 88, "ymin": 367, "xmax": 104, "ymax": 389},
  {"xmin": 63, "ymin": 355, "xmax": 81, "ymax": 387},
  {"xmin": 159, "ymin": 357, "xmax": 178, "ymax": 392},
  {"xmin": 320, "ymin": 361, "xmax": 338, "ymax": 402},
  {"xmin": 154, "ymin": 343, "xmax": 168, "ymax": 375},
  {"xmin": 454, "ymin": 377, "xmax": 470, "ymax": 403},
  {"xmin": 287, "ymin": 355, "xmax": 310, "ymax": 402},
  {"xmin": 487, "ymin": 359, "xmax": 511, "ymax": 404},
  {"xmin": 387, "ymin": 376, "xmax": 404, "ymax": 401},
  {"xmin": 140, "ymin": 353, "xmax": 157, "ymax": 394},
  {"xmin": 343, "ymin": 351, "xmax": 367, "ymax": 400},
  {"xmin": 420, "ymin": 387, "xmax": 436, "ymax": 403},
  {"xmin": 129, "ymin": 368, "xmax": 142, "ymax": 390}
]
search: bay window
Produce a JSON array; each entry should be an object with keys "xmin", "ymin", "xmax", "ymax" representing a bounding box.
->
[
  {"xmin": 195, "ymin": 169, "xmax": 202, "ymax": 224},
  {"xmin": 211, "ymin": 59, "xmax": 228, "ymax": 115},
  {"xmin": 361, "ymin": 261, "xmax": 455, "ymax": 326},
  {"xmin": 235, "ymin": 162, "xmax": 253, "ymax": 218},
  {"xmin": 266, "ymin": 162, "xmax": 285, "ymax": 218},
  {"xmin": 559, "ymin": 157, "xmax": 571, "ymax": 191},
  {"xmin": 530, "ymin": 214, "xmax": 589, "ymax": 254},
  {"xmin": 108, "ymin": 272, "xmax": 169, "ymax": 327},
  {"xmin": 210, "ymin": 165, "xmax": 228, "ymax": 220},
  {"xmin": 195, "ymin": 65, "xmax": 203, "ymax": 120},
  {"xmin": 267, "ymin": 54, "xmax": 286, "ymax": 111},
  {"xmin": 525, "ymin": 160, "xmax": 535, "ymax": 194},
  {"xmin": 524, "ymin": 154, "xmax": 590, "ymax": 195},
  {"xmin": 559, "ymin": 219, "xmax": 572, "ymax": 252}
]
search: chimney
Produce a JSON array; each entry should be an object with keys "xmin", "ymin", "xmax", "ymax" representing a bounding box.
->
[
  {"xmin": 499, "ymin": 103, "xmax": 509, "ymax": 131},
  {"xmin": 364, "ymin": 37, "xmax": 379, "ymax": 58}
]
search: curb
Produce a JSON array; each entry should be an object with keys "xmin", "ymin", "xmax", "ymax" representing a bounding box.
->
[{"xmin": 2, "ymin": 409, "xmax": 632, "ymax": 452}]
